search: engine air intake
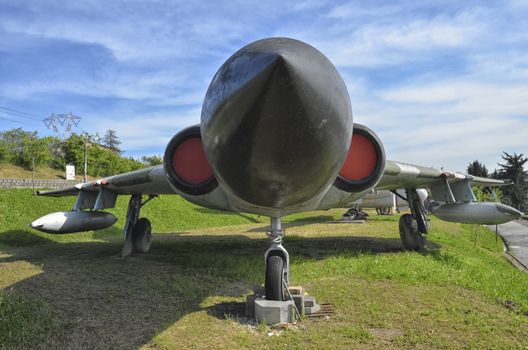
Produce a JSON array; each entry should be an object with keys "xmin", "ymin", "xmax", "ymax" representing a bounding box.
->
[
  {"xmin": 163, "ymin": 125, "xmax": 218, "ymax": 195},
  {"xmin": 333, "ymin": 124, "xmax": 386, "ymax": 193}
]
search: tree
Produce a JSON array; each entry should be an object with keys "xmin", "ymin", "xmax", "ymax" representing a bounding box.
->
[
  {"xmin": 102, "ymin": 129, "xmax": 121, "ymax": 154},
  {"xmin": 467, "ymin": 160, "xmax": 488, "ymax": 178},
  {"xmin": 0, "ymin": 128, "xmax": 146, "ymax": 177},
  {"xmin": 494, "ymin": 152, "xmax": 528, "ymax": 211},
  {"xmin": 21, "ymin": 134, "xmax": 52, "ymax": 168},
  {"xmin": 0, "ymin": 128, "xmax": 34, "ymax": 165},
  {"xmin": 473, "ymin": 186, "xmax": 502, "ymax": 203}
]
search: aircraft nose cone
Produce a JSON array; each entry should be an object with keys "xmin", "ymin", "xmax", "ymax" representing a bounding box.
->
[
  {"xmin": 29, "ymin": 219, "xmax": 43, "ymax": 229},
  {"xmin": 496, "ymin": 203, "xmax": 523, "ymax": 219},
  {"xmin": 201, "ymin": 38, "xmax": 353, "ymax": 209}
]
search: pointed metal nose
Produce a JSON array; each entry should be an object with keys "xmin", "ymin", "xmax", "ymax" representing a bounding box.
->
[
  {"xmin": 496, "ymin": 203, "xmax": 523, "ymax": 219},
  {"xmin": 29, "ymin": 221, "xmax": 41, "ymax": 229},
  {"xmin": 201, "ymin": 38, "xmax": 353, "ymax": 209}
]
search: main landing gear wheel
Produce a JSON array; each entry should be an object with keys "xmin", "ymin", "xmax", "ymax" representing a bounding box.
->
[
  {"xmin": 377, "ymin": 207, "xmax": 392, "ymax": 215},
  {"xmin": 344, "ymin": 208, "xmax": 358, "ymax": 219},
  {"xmin": 265, "ymin": 255, "xmax": 286, "ymax": 301},
  {"xmin": 132, "ymin": 218, "xmax": 152, "ymax": 253},
  {"xmin": 122, "ymin": 194, "xmax": 158, "ymax": 257},
  {"xmin": 399, "ymin": 213, "xmax": 426, "ymax": 251}
]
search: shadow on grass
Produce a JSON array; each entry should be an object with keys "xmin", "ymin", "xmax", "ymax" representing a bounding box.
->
[
  {"xmin": 194, "ymin": 207, "xmax": 261, "ymax": 223},
  {"xmin": 0, "ymin": 228, "xmax": 433, "ymax": 348},
  {"xmin": 205, "ymin": 301, "xmax": 247, "ymax": 320},
  {"xmin": 245, "ymin": 215, "xmax": 336, "ymax": 233},
  {"xmin": 0, "ymin": 230, "xmax": 52, "ymax": 247},
  {"xmin": 0, "ymin": 226, "xmax": 125, "ymax": 248}
]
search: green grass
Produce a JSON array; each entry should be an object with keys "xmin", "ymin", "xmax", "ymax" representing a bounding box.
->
[
  {"xmin": 0, "ymin": 189, "xmax": 267, "ymax": 246},
  {"xmin": 0, "ymin": 291, "xmax": 56, "ymax": 349},
  {"xmin": 0, "ymin": 189, "xmax": 528, "ymax": 349}
]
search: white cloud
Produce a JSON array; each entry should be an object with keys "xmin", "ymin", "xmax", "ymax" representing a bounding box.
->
[
  {"xmin": 92, "ymin": 108, "xmax": 201, "ymax": 152},
  {"xmin": 1, "ymin": 2, "xmax": 248, "ymax": 62},
  {"xmin": 352, "ymin": 72, "xmax": 528, "ymax": 170},
  {"xmin": 281, "ymin": 7, "xmax": 486, "ymax": 68},
  {"xmin": 326, "ymin": 3, "xmax": 400, "ymax": 19},
  {"xmin": 1, "ymin": 0, "xmax": 527, "ymax": 171}
]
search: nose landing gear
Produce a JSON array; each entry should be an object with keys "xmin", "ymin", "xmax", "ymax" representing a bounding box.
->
[{"xmin": 264, "ymin": 217, "xmax": 289, "ymax": 301}]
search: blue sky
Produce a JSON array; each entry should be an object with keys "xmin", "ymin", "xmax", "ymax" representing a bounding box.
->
[{"xmin": 1, "ymin": 0, "xmax": 527, "ymax": 171}]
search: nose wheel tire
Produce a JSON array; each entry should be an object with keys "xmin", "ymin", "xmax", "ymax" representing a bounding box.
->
[
  {"xmin": 265, "ymin": 255, "xmax": 286, "ymax": 301},
  {"xmin": 132, "ymin": 218, "xmax": 152, "ymax": 253},
  {"xmin": 399, "ymin": 214, "xmax": 426, "ymax": 251}
]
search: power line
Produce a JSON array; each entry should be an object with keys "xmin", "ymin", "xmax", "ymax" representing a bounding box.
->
[
  {"xmin": 0, "ymin": 106, "xmax": 43, "ymax": 120},
  {"xmin": 0, "ymin": 109, "xmax": 42, "ymax": 122},
  {"xmin": 0, "ymin": 115, "xmax": 35, "ymax": 126}
]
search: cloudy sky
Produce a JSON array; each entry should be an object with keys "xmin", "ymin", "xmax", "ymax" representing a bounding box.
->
[{"xmin": 1, "ymin": 0, "xmax": 527, "ymax": 171}]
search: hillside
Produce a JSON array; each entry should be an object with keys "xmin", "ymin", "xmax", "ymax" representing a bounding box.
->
[
  {"xmin": 1, "ymin": 189, "xmax": 527, "ymax": 349},
  {"xmin": 0, "ymin": 164, "xmax": 94, "ymax": 181}
]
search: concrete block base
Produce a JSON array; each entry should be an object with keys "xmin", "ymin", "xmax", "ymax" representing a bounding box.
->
[
  {"xmin": 246, "ymin": 286, "xmax": 321, "ymax": 325},
  {"xmin": 304, "ymin": 296, "xmax": 321, "ymax": 314},
  {"xmin": 255, "ymin": 299, "xmax": 296, "ymax": 325}
]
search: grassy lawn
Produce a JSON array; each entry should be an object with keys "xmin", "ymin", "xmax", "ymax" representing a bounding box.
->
[{"xmin": 0, "ymin": 189, "xmax": 527, "ymax": 349}]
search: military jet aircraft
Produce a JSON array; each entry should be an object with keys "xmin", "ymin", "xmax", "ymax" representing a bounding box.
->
[{"xmin": 30, "ymin": 38, "xmax": 523, "ymax": 301}]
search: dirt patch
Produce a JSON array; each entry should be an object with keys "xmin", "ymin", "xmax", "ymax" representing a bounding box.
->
[{"xmin": 1, "ymin": 241, "xmax": 216, "ymax": 349}]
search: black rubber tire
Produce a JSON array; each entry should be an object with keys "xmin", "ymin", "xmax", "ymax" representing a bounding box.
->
[
  {"xmin": 265, "ymin": 255, "xmax": 285, "ymax": 301},
  {"xmin": 379, "ymin": 207, "xmax": 391, "ymax": 215},
  {"xmin": 399, "ymin": 214, "xmax": 426, "ymax": 251},
  {"xmin": 132, "ymin": 218, "xmax": 152, "ymax": 253},
  {"xmin": 346, "ymin": 208, "xmax": 358, "ymax": 220}
]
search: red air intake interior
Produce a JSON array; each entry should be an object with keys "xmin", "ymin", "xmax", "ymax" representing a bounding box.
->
[
  {"xmin": 171, "ymin": 138, "xmax": 213, "ymax": 184},
  {"xmin": 339, "ymin": 134, "xmax": 378, "ymax": 181}
]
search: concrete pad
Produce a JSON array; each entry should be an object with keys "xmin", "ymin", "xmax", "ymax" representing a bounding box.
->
[
  {"xmin": 305, "ymin": 303, "xmax": 321, "ymax": 315},
  {"xmin": 255, "ymin": 298, "xmax": 296, "ymax": 325},
  {"xmin": 245, "ymin": 294, "xmax": 257, "ymax": 318},
  {"xmin": 331, "ymin": 220, "xmax": 364, "ymax": 224},
  {"xmin": 291, "ymin": 294, "xmax": 305, "ymax": 316},
  {"xmin": 288, "ymin": 286, "xmax": 304, "ymax": 295},
  {"xmin": 304, "ymin": 296, "xmax": 316, "ymax": 307},
  {"xmin": 304, "ymin": 296, "xmax": 321, "ymax": 315},
  {"xmin": 252, "ymin": 286, "xmax": 265, "ymax": 296}
]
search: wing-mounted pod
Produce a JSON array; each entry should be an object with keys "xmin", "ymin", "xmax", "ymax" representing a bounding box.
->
[
  {"xmin": 163, "ymin": 125, "xmax": 218, "ymax": 196},
  {"xmin": 333, "ymin": 123, "xmax": 386, "ymax": 193}
]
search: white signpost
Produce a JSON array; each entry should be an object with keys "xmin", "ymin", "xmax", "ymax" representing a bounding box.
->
[{"xmin": 66, "ymin": 164, "xmax": 76, "ymax": 181}]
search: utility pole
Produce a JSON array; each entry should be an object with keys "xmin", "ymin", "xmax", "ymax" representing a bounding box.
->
[
  {"xmin": 29, "ymin": 134, "xmax": 36, "ymax": 195},
  {"xmin": 32, "ymin": 155, "xmax": 35, "ymax": 195},
  {"xmin": 84, "ymin": 133, "xmax": 88, "ymax": 182}
]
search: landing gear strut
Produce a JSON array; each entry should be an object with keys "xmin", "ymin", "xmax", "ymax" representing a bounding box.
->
[
  {"xmin": 121, "ymin": 194, "xmax": 157, "ymax": 257},
  {"xmin": 264, "ymin": 217, "xmax": 289, "ymax": 301},
  {"xmin": 399, "ymin": 189, "xmax": 428, "ymax": 252}
]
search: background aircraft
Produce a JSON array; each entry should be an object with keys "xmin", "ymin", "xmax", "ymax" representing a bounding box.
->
[
  {"xmin": 343, "ymin": 189, "xmax": 429, "ymax": 219},
  {"xmin": 30, "ymin": 38, "xmax": 522, "ymax": 301}
]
